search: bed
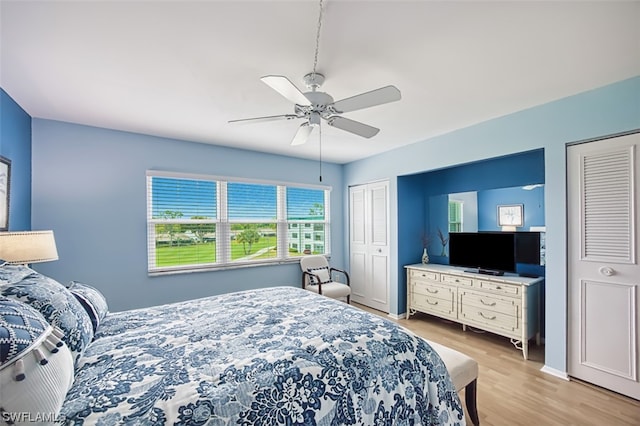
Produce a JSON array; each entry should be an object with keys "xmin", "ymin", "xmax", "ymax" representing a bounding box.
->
[{"xmin": 0, "ymin": 264, "xmax": 465, "ymax": 425}]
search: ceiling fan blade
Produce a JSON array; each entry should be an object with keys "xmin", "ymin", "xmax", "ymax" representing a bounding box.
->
[
  {"xmin": 228, "ymin": 114, "xmax": 299, "ymax": 124},
  {"xmin": 291, "ymin": 123, "xmax": 314, "ymax": 146},
  {"xmin": 332, "ymin": 85, "xmax": 401, "ymax": 113},
  {"xmin": 261, "ymin": 75, "xmax": 312, "ymax": 106},
  {"xmin": 327, "ymin": 116, "xmax": 380, "ymax": 138}
]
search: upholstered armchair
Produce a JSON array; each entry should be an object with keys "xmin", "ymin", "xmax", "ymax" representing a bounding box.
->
[{"xmin": 300, "ymin": 255, "xmax": 351, "ymax": 303}]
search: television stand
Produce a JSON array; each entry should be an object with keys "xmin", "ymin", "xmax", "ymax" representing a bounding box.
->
[{"xmin": 405, "ymin": 263, "xmax": 543, "ymax": 360}]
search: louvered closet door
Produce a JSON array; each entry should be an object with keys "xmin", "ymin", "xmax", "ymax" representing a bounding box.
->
[{"xmin": 567, "ymin": 131, "xmax": 640, "ymax": 400}]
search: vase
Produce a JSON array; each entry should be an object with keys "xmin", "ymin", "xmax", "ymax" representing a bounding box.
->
[{"xmin": 422, "ymin": 248, "xmax": 429, "ymax": 264}]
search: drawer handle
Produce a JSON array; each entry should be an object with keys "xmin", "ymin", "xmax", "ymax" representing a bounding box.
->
[
  {"xmin": 455, "ymin": 279, "xmax": 460, "ymax": 283},
  {"xmin": 495, "ymin": 286, "xmax": 502, "ymax": 290},
  {"xmin": 480, "ymin": 299, "xmax": 496, "ymax": 306},
  {"xmin": 427, "ymin": 300, "xmax": 439, "ymax": 306},
  {"xmin": 479, "ymin": 312, "xmax": 496, "ymax": 320},
  {"xmin": 426, "ymin": 288, "xmax": 439, "ymax": 294}
]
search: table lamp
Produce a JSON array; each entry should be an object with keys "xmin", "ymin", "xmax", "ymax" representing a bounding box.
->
[{"xmin": 0, "ymin": 230, "xmax": 59, "ymax": 265}]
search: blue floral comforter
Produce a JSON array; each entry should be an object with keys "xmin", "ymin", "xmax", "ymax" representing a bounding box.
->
[{"xmin": 60, "ymin": 287, "xmax": 465, "ymax": 425}]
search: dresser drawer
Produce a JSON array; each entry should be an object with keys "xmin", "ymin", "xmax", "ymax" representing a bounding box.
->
[
  {"xmin": 459, "ymin": 289, "xmax": 521, "ymax": 317},
  {"xmin": 441, "ymin": 273, "xmax": 473, "ymax": 287},
  {"xmin": 459, "ymin": 303, "xmax": 521, "ymax": 335},
  {"xmin": 411, "ymin": 293, "xmax": 456, "ymax": 318},
  {"xmin": 410, "ymin": 269, "xmax": 439, "ymax": 281},
  {"xmin": 411, "ymin": 280, "xmax": 455, "ymax": 299},
  {"xmin": 477, "ymin": 280, "xmax": 520, "ymax": 297}
]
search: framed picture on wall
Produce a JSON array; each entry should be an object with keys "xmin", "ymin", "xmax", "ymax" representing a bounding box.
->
[
  {"xmin": 0, "ymin": 156, "xmax": 10, "ymax": 231},
  {"xmin": 497, "ymin": 204, "xmax": 523, "ymax": 227}
]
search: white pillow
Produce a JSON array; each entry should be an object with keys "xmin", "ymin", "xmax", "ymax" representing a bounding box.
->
[
  {"xmin": 307, "ymin": 266, "xmax": 332, "ymax": 284},
  {"xmin": 0, "ymin": 297, "xmax": 74, "ymax": 424}
]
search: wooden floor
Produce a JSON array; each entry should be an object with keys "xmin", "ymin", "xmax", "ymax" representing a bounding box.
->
[{"xmin": 354, "ymin": 304, "xmax": 640, "ymax": 426}]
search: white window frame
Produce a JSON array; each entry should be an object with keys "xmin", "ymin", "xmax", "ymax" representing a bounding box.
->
[{"xmin": 146, "ymin": 170, "xmax": 331, "ymax": 275}]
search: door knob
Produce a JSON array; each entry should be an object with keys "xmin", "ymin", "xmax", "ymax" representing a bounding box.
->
[{"xmin": 599, "ymin": 266, "xmax": 615, "ymax": 276}]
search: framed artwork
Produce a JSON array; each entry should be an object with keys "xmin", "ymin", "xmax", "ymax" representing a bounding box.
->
[
  {"xmin": 0, "ymin": 156, "xmax": 10, "ymax": 231},
  {"xmin": 497, "ymin": 204, "xmax": 523, "ymax": 227}
]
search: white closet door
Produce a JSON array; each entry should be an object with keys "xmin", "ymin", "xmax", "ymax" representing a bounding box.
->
[
  {"xmin": 567, "ymin": 132, "xmax": 640, "ymax": 400},
  {"xmin": 349, "ymin": 181, "xmax": 389, "ymax": 312}
]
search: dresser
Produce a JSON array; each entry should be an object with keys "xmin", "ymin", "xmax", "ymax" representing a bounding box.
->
[{"xmin": 405, "ymin": 263, "xmax": 543, "ymax": 359}]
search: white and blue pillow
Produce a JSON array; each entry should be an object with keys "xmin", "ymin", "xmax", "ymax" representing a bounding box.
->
[
  {"xmin": 67, "ymin": 281, "xmax": 109, "ymax": 334},
  {"xmin": 0, "ymin": 267, "xmax": 94, "ymax": 365},
  {"xmin": 0, "ymin": 296, "xmax": 75, "ymax": 419},
  {"xmin": 0, "ymin": 296, "xmax": 51, "ymax": 368}
]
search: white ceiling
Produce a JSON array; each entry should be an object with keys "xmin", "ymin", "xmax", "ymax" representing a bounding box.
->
[{"xmin": 1, "ymin": 1, "xmax": 639, "ymax": 164}]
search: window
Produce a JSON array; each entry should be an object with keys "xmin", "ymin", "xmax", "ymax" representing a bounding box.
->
[
  {"xmin": 449, "ymin": 200, "xmax": 463, "ymax": 232},
  {"xmin": 147, "ymin": 171, "xmax": 330, "ymax": 274}
]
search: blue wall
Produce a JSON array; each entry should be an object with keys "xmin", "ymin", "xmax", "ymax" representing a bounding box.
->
[
  {"xmin": 397, "ymin": 149, "xmax": 545, "ymax": 309},
  {"xmin": 344, "ymin": 76, "xmax": 640, "ymax": 377},
  {"xmin": 478, "ymin": 185, "xmax": 545, "ymax": 231},
  {"xmin": 30, "ymin": 120, "xmax": 345, "ymax": 312},
  {"xmin": 10, "ymin": 75, "xmax": 640, "ymax": 379},
  {"xmin": 0, "ymin": 89, "xmax": 31, "ymax": 231}
]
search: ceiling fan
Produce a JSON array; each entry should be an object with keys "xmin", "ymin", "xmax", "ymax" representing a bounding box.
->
[{"xmin": 229, "ymin": 72, "xmax": 401, "ymax": 146}]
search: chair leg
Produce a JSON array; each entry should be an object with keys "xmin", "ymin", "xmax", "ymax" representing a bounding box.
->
[
  {"xmin": 347, "ymin": 295, "xmax": 350, "ymax": 304},
  {"xmin": 465, "ymin": 379, "xmax": 479, "ymax": 425}
]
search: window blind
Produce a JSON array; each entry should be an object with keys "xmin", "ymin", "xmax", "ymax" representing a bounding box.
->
[{"xmin": 146, "ymin": 171, "xmax": 330, "ymax": 274}]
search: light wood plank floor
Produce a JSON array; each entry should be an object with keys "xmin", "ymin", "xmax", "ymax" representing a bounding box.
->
[{"xmin": 354, "ymin": 304, "xmax": 640, "ymax": 426}]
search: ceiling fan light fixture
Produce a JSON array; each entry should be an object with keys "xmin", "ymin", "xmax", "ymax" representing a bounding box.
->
[{"xmin": 309, "ymin": 112, "xmax": 321, "ymax": 127}]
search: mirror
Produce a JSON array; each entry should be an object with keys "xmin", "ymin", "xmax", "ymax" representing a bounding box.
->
[
  {"xmin": 448, "ymin": 191, "xmax": 478, "ymax": 232},
  {"xmin": 427, "ymin": 184, "xmax": 545, "ymax": 259}
]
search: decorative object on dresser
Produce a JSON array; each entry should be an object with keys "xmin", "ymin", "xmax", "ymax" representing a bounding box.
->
[
  {"xmin": 420, "ymin": 231, "xmax": 430, "ymax": 264},
  {"xmin": 422, "ymin": 248, "xmax": 430, "ymax": 264},
  {"xmin": 406, "ymin": 263, "xmax": 543, "ymax": 360},
  {"xmin": 437, "ymin": 228, "xmax": 449, "ymax": 257},
  {"xmin": 0, "ymin": 230, "xmax": 59, "ymax": 265}
]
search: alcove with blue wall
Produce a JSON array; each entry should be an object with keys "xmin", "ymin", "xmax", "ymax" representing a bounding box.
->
[{"xmin": 397, "ymin": 148, "xmax": 545, "ymax": 310}]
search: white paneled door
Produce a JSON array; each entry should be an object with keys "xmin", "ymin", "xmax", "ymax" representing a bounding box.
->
[
  {"xmin": 567, "ymin": 131, "xmax": 640, "ymax": 400},
  {"xmin": 349, "ymin": 181, "xmax": 389, "ymax": 312}
]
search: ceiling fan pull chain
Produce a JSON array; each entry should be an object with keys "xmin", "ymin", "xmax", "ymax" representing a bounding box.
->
[
  {"xmin": 319, "ymin": 123, "xmax": 323, "ymax": 182},
  {"xmin": 311, "ymin": 0, "xmax": 324, "ymax": 85}
]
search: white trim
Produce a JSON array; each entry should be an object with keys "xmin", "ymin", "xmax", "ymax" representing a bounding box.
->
[
  {"xmin": 146, "ymin": 169, "xmax": 331, "ymax": 191},
  {"xmin": 540, "ymin": 365, "xmax": 570, "ymax": 380},
  {"xmin": 387, "ymin": 312, "xmax": 404, "ymax": 320},
  {"xmin": 146, "ymin": 171, "xmax": 331, "ymax": 274}
]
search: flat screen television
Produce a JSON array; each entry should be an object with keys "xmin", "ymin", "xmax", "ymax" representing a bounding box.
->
[
  {"xmin": 449, "ymin": 232, "xmax": 516, "ymax": 275},
  {"xmin": 514, "ymin": 231, "xmax": 541, "ymax": 265}
]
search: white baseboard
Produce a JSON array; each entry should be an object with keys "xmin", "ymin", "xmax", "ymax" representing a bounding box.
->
[
  {"xmin": 387, "ymin": 312, "xmax": 404, "ymax": 320},
  {"xmin": 540, "ymin": 365, "xmax": 569, "ymax": 380}
]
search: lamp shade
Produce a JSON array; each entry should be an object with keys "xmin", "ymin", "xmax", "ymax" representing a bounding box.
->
[{"xmin": 0, "ymin": 231, "xmax": 59, "ymax": 265}]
